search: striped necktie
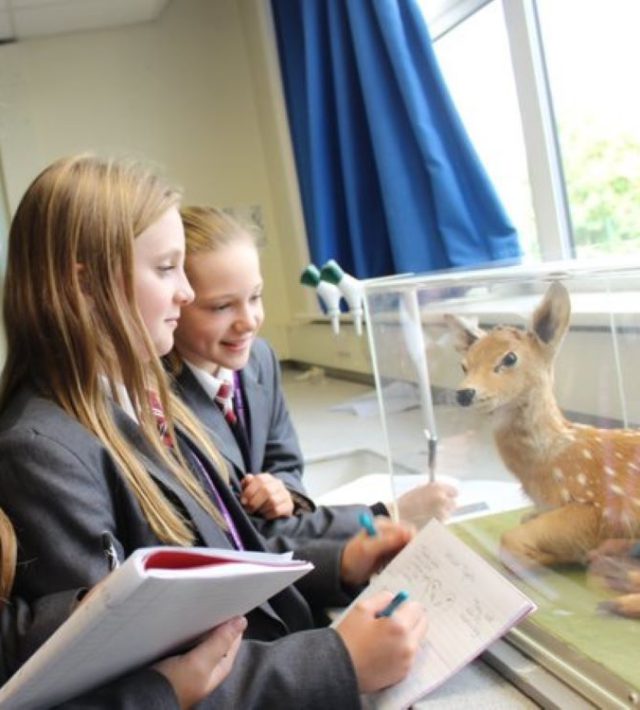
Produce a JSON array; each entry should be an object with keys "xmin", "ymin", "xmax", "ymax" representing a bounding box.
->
[
  {"xmin": 148, "ymin": 391, "xmax": 175, "ymax": 448},
  {"xmin": 149, "ymin": 391, "xmax": 244, "ymax": 550},
  {"xmin": 214, "ymin": 380, "xmax": 237, "ymax": 425}
]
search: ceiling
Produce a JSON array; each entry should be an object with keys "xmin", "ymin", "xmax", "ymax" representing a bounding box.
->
[{"xmin": 0, "ymin": 0, "xmax": 170, "ymax": 43}]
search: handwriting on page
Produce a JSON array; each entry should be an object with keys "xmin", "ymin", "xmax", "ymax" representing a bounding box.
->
[
  {"xmin": 375, "ymin": 534, "xmax": 497, "ymax": 635},
  {"xmin": 362, "ymin": 520, "xmax": 534, "ymax": 710}
]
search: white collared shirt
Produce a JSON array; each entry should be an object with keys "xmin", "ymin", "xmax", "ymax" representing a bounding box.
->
[
  {"xmin": 183, "ymin": 360, "xmax": 234, "ymax": 403},
  {"xmin": 100, "ymin": 376, "xmax": 138, "ymax": 422}
]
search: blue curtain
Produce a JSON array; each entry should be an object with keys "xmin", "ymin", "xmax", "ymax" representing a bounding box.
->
[{"xmin": 271, "ymin": 0, "xmax": 522, "ymax": 278}]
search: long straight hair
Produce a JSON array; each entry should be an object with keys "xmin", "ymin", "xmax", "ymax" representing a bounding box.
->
[
  {"xmin": 1, "ymin": 155, "xmax": 229, "ymax": 545},
  {"xmin": 0, "ymin": 510, "xmax": 16, "ymax": 606}
]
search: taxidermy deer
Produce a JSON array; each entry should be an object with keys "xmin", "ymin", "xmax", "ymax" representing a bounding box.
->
[{"xmin": 446, "ymin": 282, "xmax": 640, "ymax": 572}]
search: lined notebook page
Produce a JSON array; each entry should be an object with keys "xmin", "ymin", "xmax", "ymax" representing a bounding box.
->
[{"xmin": 339, "ymin": 520, "xmax": 535, "ymax": 710}]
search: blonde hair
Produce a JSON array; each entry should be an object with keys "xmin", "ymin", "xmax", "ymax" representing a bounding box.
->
[
  {"xmin": 166, "ymin": 205, "xmax": 258, "ymax": 378},
  {"xmin": 0, "ymin": 510, "xmax": 16, "ymax": 606},
  {"xmin": 1, "ymin": 155, "xmax": 230, "ymax": 545},
  {"xmin": 180, "ymin": 205, "xmax": 258, "ymax": 258}
]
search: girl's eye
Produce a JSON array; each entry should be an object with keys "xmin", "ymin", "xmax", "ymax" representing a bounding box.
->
[
  {"xmin": 250, "ymin": 293, "xmax": 262, "ymax": 303},
  {"xmin": 157, "ymin": 264, "xmax": 175, "ymax": 273},
  {"xmin": 212, "ymin": 303, "xmax": 231, "ymax": 312}
]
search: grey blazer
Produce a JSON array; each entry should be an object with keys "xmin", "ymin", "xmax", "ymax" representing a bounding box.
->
[
  {"xmin": 0, "ymin": 385, "xmax": 361, "ymax": 709},
  {"xmin": 176, "ymin": 338, "xmax": 307, "ymax": 494},
  {"xmin": 174, "ymin": 338, "xmax": 372, "ymax": 541},
  {"xmin": 1, "ymin": 592, "xmax": 178, "ymax": 708}
]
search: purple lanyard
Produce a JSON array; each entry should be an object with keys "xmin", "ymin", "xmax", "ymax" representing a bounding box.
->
[
  {"xmin": 148, "ymin": 392, "xmax": 244, "ymax": 550},
  {"xmin": 232, "ymin": 370, "xmax": 248, "ymax": 432},
  {"xmin": 187, "ymin": 447, "xmax": 244, "ymax": 550}
]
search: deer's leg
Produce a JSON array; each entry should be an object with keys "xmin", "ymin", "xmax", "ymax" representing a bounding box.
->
[
  {"xmin": 588, "ymin": 555, "xmax": 640, "ymax": 593},
  {"xmin": 588, "ymin": 538, "xmax": 639, "ymax": 560},
  {"xmin": 500, "ymin": 503, "xmax": 601, "ymax": 567},
  {"xmin": 599, "ymin": 593, "xmax": 640, "ymax": 619}
]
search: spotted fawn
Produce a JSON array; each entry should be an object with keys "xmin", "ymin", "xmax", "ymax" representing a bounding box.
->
[{"xmin": 446, "ymin": 282, "xmax": 640, "ymax": 567}]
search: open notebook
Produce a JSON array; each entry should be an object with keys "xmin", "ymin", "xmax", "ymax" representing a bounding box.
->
[
  {"xmin": 333, "ymin": 519, "xmax": 536, "ymax": 710},
  {"xmin": 0, "ymin": 547, "xmax": 313, "ymax": 710}
]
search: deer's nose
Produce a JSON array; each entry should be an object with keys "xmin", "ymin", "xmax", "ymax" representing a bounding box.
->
[{"xmin": 456, "ymin": 388, "xmax": 476, "ymax": 407}]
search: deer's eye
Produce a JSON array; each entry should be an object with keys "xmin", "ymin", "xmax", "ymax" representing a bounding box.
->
[{"xmin": 502, "ymin": 352, "xmax": 518, "ymax": 367}]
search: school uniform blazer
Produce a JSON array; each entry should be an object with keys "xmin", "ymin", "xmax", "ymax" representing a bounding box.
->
[
  {"xmin": 0, "ymin": 592, "xmax": 179, "ymax": 708},
  {"xmin": 174, "ymin": 338, "xmax": 371, "ymax": 541},
  {"xmin": 0, "ymin": 385, "xmax": 361, "ymax": 709},
  {"xmin": 177, "ymin": 338, "xmax": 307, "ymax": 494}
]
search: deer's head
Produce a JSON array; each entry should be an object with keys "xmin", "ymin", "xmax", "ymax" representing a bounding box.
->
[{"xmin": 445, "ymin": 282, "xmax": 571, "ymax": 414}]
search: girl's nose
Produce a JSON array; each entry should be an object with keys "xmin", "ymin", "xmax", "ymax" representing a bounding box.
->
[
  {"xmin": 177, "ymin": 274, "xmax": 195, "ymax": 306},
  {"xmin": 234, "ymin": 305, "xmax": 257, "ymax": 332}
]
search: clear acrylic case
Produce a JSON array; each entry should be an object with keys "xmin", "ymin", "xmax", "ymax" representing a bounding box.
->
[{"xmin": 363, "ymin": 262, "xmax": 640, "ymax": 707}]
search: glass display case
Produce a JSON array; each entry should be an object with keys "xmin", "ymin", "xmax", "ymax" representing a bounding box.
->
[{"xmin": 363, "ymin": 262, "xmax": 640, "ymax": 708}]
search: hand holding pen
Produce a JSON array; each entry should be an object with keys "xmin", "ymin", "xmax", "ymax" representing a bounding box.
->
[
  {"xmin": 340, "ymin": 515, "xmax": 415, "ymax": 588},
  {"xmin": 335, "ymin": 589, "xmax": 428, "ymax": 693},
  {"xmin": 375, "ymin": 590, "xmax": 409, "ymax": 618}
]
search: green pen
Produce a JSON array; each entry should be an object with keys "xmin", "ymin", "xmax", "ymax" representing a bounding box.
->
[
  {"xmin": 375, "ymin": 590, "xmax": 409, "ymax": 618},
  {"xmin": 359, "ymin": 512, "xmax": 377, "ymax": 537}
]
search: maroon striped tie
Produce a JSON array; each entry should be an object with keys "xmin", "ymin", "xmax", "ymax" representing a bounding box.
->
[
  {"xmin": 148, "ymin": 391, "xmax": 175, "ymax": 448},
  {"xmin": 215, "ymin": 381, "xmax": 237, "ymax": 425}
]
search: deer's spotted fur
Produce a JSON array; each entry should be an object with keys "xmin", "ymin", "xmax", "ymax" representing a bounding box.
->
[{"xmin": 447, "ymin": 283, "xmax": 640, "ymax": 566}]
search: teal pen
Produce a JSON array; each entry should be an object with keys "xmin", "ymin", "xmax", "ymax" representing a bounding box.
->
[
  {"xmin": 375, "ymin": 590, "xmax": 409, "ymax": 618},
  {"xmin": 359, "ymin": 512, "xmax": 377, "ymax": 537}
]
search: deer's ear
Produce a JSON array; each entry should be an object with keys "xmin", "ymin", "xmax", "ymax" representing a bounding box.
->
[
  {"xmin": 531, "ymin": 281, "xmax": 571, "ymax": 352},
  {"xmin": 444, "ymin": 314, "xmax": 485, "ymax": 353}
]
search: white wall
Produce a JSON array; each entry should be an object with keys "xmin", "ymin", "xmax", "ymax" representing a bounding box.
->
[
  {"xmin": 0, "ymin": 0, "xmax": 372, "ymax": 371},
  {"xmin": 0, "ymin": 0, "xmax": 301, "ymax": 357}
]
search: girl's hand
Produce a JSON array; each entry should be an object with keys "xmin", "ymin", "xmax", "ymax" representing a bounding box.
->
[
  {"xmin": 240, "ymin": 473, "xmax": 295, "ymax": 519},
  {"xmin": 153, "ymin": 616, "xmax": 246, "ymax": 709},
  {"xmin": 335, "ymin": 590, "xmax": 428, "ymax": 693},
  {"xmin": 340, "ymin": 518, "xmax": 415, "ymax": 587},
  {"xmin": 394, "ymin": 482, "xmax": 458, "ymax": 527}
]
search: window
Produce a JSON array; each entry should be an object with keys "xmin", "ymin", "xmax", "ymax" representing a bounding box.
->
[
  {"xmin": 431, "ymin": 2, "xmax": 538, "ymax": 259},
  {"xmin": 420, "ymin": 0, "xmax": 640, "ymax": 263},
  {"xmin": 537, "ymin": 0, "xmax": 640, "ymax": 260}
]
